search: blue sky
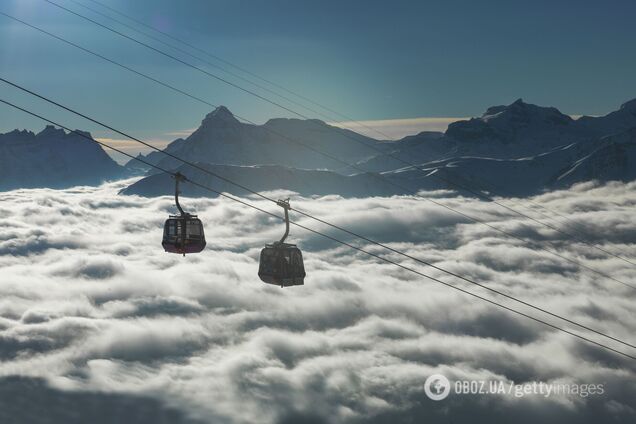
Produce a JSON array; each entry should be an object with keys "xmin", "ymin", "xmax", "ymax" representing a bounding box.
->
[{"xmin": 1, "ymin": 0, "xmax": 636, "ymax": 160}]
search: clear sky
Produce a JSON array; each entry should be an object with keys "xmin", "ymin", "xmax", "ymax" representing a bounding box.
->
[{"xmin": 1, "ymin": 0, "xmax": 636, "ymax": 161}]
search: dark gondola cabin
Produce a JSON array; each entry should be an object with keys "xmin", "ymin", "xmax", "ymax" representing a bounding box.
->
[
  {"xmin": 258, "ymin": 242, "xmax": 305, "ymax": 287},
  {"xmin": 258, "ymin": 199, "xmax": 306, "ymax": 287},
  {"xmin": 162, "ymin": 215, "xmax": 206, "ymax": 254},
  {"xmin": 162, "ymin": 172, "xmax": 206, "ymax": 256}
]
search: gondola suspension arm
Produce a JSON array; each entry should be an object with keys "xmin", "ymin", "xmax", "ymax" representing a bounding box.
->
[
  {"xmin": 174, "ymin": 172, "xmax": 186, "ymax": 216},
  {"xmin": 277, "ymin": 198, "xmax": 290, "ymax": 244}
]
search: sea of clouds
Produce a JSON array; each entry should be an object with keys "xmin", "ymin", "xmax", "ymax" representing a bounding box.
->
[{"xmin": 0, "ymin": 178, "xmax": 634, "ymax": 423}]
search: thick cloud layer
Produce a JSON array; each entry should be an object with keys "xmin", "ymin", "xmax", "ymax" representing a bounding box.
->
[{"xmin": 0, "ymin": 179, "xmax": 635, "ymax": 423}]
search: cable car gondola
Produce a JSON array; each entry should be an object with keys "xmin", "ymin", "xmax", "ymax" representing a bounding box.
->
[
  {"xmin": 162, "ymin": 173, "xmax": 206, "ymax": 255},
  {"xmin": 258, "ymin": 199, "xmax": 306, "ymax": 287}
]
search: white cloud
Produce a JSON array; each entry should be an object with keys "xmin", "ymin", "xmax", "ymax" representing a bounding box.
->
[{"xmin": 0, "ymin": 179, "xmax": 635, "ymax": 423}]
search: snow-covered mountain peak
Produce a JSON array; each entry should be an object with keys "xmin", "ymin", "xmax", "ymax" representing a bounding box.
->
[
  {"xmin": 482, "ymin": 98, "xmax": 524, "ymax": 116},
  {"xmin": 481, "ymin": 98, "xmax": 571, "ymax": 125},
  {"xmin": 445, "ymin": 99, "xmax": 575, "ymax": 151}
]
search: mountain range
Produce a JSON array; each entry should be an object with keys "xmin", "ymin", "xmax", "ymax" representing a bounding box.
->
[
  {"xmin": 124, "ymin": 97, "xmax": 636, "ymax": 197},
  {"xmin": 2, "ymin": 98, "xmax": 636, "ymax": 197},
  {"xmin": 0, "ymin": 126, "xmax": 125, "ymax": 191}
]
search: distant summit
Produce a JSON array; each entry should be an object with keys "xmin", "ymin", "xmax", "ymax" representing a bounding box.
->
[
  {"xmin": 446, "ymin": 98, "xmax": 575, "ymax": 150},
  {"xmin": 129, "ymin": 106, "xmax": 383, "ymax": 172},
  {"xmin": 482, "ymin": 98, "xmax": 572, "ymax": 125},
  {"xmin": 37, "ymin": 125, "xmax": 68, "ymax": 138},
  {"xmin": 200, "ymin": 106, "xmax": 240, "ymax": 128}
]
